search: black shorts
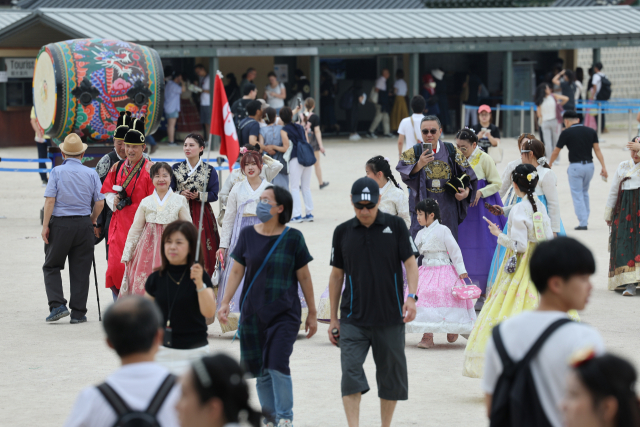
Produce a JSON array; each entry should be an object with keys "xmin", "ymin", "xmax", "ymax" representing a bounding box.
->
[{"xmin": 340, "ymin": 323, "xmax": 408, "ymax": 401}]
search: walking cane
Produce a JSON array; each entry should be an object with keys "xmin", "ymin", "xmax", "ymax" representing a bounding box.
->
[{"xmin": 92, "ymin": 255, "xmax": 102, "ymax": 321}]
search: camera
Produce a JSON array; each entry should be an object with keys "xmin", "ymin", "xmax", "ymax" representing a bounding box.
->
[
  {"xmin": 190, "ymin": 187, "xmax": 197, "ymax": 193},
  {"xmin": 116, "ymin": 190, "xmax": 132, "ymax": 210}
]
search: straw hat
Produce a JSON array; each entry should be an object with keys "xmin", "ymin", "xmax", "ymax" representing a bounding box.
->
[{"xmin": 60, "ymin": 133, "xmax": 88, "ymax": 156}]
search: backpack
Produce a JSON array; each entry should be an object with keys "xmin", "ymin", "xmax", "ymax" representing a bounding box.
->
[
  {"xmin": 287, "ymin": 124, "xmax": 316, "ymax": 167},
  {"xmin": 97, "ymin": 374, "xmax": 176, "ymax": 427},
  {"xmin": 596, "ymin": 74, "xmax": 612, "ymax": 101},
  {"xmin": 489, "ymin": 318, "xmax": 572, "ymax": 427},
  {"xmin": 340, "ymin": 88, "xmax": 354, "ymax": 110},
  {"xmin": 232, "ymin": 99, "xmax": 249, "ymax": 127}
]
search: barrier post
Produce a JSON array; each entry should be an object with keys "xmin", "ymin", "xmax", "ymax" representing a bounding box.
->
[
  {"xmin": 597, "ymin": 102, "xmax": 602, "ymax": 140},
  {"xmin": 496, "ymin": 104, "xmax": 501, "ymax": 128},
  {"xmin": 461, "ymin": 104, "xmax": 466, "ymax": 130},
  {"xmin": 520, "ymin": 101, "xmax": 525, "ymax": 135},
  {"xmin": 629, "ymin": 109, "xmax": 633, "ymax": 143},
  {"xmin": 530, "ymin": 105, "xmax": 535, "ymax": 134}
]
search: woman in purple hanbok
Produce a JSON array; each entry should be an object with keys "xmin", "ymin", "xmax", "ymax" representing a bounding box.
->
[
  {"xmin": 454, "ymin": 128, "xmax": 507, "ymax": 309},
  {"xmin": 216, "ymin": 149, "xmax": 307, "ymax": 333}
]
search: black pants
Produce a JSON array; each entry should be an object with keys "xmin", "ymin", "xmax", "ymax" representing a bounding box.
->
[
  {"xmin": 347, "ymin": 104, "xmax": 360, "ymax": 133},
  {"xmin": 37, "ymin": 141, "xmax": 50, "ymax": 182},
  {"xmin": 43, "ymin": 216, "xmax": 95, "ymax": 319}
]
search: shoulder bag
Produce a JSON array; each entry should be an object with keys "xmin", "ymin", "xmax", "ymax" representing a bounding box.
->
[{"xmin": 292, "ymin": 124, "xmax": 316, "ymax": 167}]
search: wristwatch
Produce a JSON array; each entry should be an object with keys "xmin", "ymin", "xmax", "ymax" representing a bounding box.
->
[
  {"xmin": 196, "ymin": 285, "xmax": 206, "ymax": 293},
  {"xmin": 407, "ymin": 293, "xmax": 419, "ymax": 302}
]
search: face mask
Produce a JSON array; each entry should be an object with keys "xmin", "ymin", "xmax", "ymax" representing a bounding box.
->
[{"xmin": 256, "ymin": 202, "xmax": 274, "ymax": 223}]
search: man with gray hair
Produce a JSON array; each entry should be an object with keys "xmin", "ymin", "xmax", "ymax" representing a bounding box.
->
[
  {"xmin": 64, "ymin": 296, "xmax": 180, "ymax": 427},
  {"xmin": 396, "ymin": 115, "xmax": 477, "ymax": 240}
]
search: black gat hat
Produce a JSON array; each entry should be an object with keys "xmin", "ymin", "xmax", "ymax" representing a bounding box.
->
[
  {"xmin": 114, "ymin": 111, "xmax": 132, "ymax": 141},
  {"xmin": 124, "ymin": 116, "xmax": 146, "ymax": 145}
]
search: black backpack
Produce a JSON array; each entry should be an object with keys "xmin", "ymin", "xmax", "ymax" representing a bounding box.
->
[
  {"xmin": 489, "ymin": 318, "xmax": 572, "ymax": 427},
  {"xmin": 97, "ymin": 374, "xmax": 176, "ymax": 427},
  {"xmin": 596, "ymin": 74, "xmax": 612, "ymax": 101},
  {"xmin": 232, "ymin": 99, "xmax": 249, "ymax": 127}
]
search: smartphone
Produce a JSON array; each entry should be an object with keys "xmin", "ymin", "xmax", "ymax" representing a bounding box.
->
[
  {"xmin": 422, "ymin": 142, "xmax": 433, "ymax": 155},
  {"xmin": 297, "ymin": 97, "xmax": 303, "ymax": 108},
  {"xmin": 484, "ymin": 202, "xmax": 501, "ymax": 216}
]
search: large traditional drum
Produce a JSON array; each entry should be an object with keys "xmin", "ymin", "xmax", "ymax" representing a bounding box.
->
[{"xmin": 33, "ymin": 39, "xmax": 164, "ymax": 144}]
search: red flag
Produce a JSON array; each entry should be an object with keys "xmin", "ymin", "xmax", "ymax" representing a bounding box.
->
[{"xmin": 210, "ymin": 73, "xmax": 239, "ymax": 170}]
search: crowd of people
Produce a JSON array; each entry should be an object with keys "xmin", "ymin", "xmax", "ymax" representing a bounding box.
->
[{"xmin": 38, "ymin": 68, "xmax": 640, "ymax": 427}]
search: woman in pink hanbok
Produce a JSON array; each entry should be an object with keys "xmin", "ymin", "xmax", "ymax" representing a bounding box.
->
[
  {"xmin": 120, "ymin": 162, "xmax": 192, "ymax": 297},
  {"xmin": 404, "ymin": 198, "xmax": 476, "ymax": 349}
]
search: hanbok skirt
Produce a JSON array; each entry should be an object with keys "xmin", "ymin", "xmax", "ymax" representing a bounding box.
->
[
  {"xmin": 486, "ymin": 195, "xmax": 566, "ymax": 292},
  {"xmin": 404, "ymin": 265, "xmax": 476, "ymax": 334},
  {"xmin": 462, "ymin": 241, "xmax": 579, "ymax": 378},
  {"xmin": 608, "ymin": 188, "xmax": 640, "ymax": 290},
  {"xmin": 120, "ymin": 223, "xmax": 164, "ymax": 298},
  {"xmin": 458, "ymin": 180, "xmax": 507, "ymax": 293},
  {"xmin": 217, "ymin": 205, "xmax": 308, "ymax": 333},
  {"xmin": 189, "ymin": 200, "xmax": 220, "ymax": 277},
  {"xmin": 390, "ymin": 95, "xmax": 409, "ymax": 131}
]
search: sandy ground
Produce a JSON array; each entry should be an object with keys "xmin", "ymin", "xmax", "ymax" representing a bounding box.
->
[{"xmin": 1, "ymin": 131, "xmax": 639, "ymax": 427}]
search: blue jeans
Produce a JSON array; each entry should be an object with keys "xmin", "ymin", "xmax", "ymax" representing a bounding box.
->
[
  {"xmin": 256, "ymin": 369, "xmax": 293, "ymax": 424},
  {"xmin": 567, "ymin": 162, "xmax": 594, "ymax": 227}
]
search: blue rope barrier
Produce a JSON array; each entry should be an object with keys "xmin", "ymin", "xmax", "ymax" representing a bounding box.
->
[
  {"xmin": 0, "ymin": 158, "xmax": 53, "ymax": 163},
  {"xmin": 0, "ymin": 163, "xmax": 240, "ymax": 174}
]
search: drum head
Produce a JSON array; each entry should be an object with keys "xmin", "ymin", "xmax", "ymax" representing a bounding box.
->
[{"xmin": 33, "ymin": 49, "xmax": 56, "ymax": 134}]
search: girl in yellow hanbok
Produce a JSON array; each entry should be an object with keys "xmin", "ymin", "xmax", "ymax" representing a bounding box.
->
[{"xmin": 463, "ymin": 164, "xmax": 555, "ymax": 378}]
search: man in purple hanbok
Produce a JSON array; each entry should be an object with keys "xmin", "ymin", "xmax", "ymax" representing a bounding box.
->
[{"xmin": 396, "ymin": 115, "xmax": 477, "ymax": 241}]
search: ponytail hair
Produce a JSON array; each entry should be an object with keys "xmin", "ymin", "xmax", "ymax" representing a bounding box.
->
[
  {"xmin": 191, "ymin": 354, "xmax": 262, "ymax": 427},
  {"xmin": 511, "ymin": 164, "xmax": 539, "ymax": 213},
  {"xmin": 366, "ymin": 155, "xmax": 401, "ymax": 189},
  {"xmin": 415, "ymin": 198, "xmax": 441, "ymax": 221},
  {"xmin": 523, "ymin": 138, "xmax": 550, "ymax": 169}
]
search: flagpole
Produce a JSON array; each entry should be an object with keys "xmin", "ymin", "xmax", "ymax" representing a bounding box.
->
[{"xmin": 195, "ymin": 70, "xmax": 223, "ymax": 264}]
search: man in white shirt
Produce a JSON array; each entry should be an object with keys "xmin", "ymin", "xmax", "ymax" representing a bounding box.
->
[
  {"xmin": 367, "ymin": 69, "xmax": 392, "ymax": 139},
  {"xmin": 396, "ymin": 96, "xmax": 425, "ymax": 158},
  {"xmin": 64, "ymin": 296, "xmax": 180, "ymax": 427},
  {"xmin": 482, "ymin": 237, "xmax": 605, "ymax": 427},
  {"xmin": 195, "ymin": 64, "xmax": 211, "ymax": 136}
]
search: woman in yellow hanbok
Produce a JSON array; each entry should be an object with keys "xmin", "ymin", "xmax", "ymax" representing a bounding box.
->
[{"xmin": 463, "ymin": 164, "xmax": 560, "ymax": 378}]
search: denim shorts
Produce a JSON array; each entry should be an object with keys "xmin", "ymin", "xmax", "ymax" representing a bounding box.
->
[
  {"xmin": 165, "ymin": 110, "xmax": 179, "ymax": 119},
  {"xmin": 340, "ymin": 323, "xmax": 408, "ymax": 400}
]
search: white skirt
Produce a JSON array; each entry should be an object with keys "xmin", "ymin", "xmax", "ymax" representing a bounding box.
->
[{"xmin": 155, "ymin": 344, "xmax": 211, "ymax": 375}]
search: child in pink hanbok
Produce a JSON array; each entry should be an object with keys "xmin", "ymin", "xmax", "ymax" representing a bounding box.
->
[
  {"xmin": 405, "ymin": 198, "xmax": 476, "ymax": 348},
  {"xmin": 120, "ymin": 162, "xmax": 192, "ymax": 297}
]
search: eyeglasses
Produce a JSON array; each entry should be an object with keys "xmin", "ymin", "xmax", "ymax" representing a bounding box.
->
[
  {"xmin": 354, "ymin": 202, "xmax": 376, "ymax": 210},
  {"xmin": 421, "ymin": 128, "xmax": 439, "ymax": 135},
  {"xmin": 457, "ymin": 146, "xmax": 469, "ymax": 152}
]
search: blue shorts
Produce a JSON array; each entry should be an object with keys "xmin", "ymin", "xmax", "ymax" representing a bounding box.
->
[{"xmin": 165, "ymin": 110, "xmax": 179, "ymax": 119}]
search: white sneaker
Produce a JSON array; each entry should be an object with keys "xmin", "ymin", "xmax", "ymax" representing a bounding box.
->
[
  {"xmin": 278, "ymin": 420, "xmax": 293, "ymax": 427},
  {"xmin": 349, "ymin": 133, "xmax": 361, "ymax": 141},
  {"xmin": 623, "ymin": 284, "xmax": 637, "ymax": 296}
]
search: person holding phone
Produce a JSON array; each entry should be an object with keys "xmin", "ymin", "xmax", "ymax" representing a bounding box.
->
[{"xmin": 396, "ymin": 115, "xmax": 478, "ymax": 241}]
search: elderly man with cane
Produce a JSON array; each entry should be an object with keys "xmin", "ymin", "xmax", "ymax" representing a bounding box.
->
[{"xmin": 42, "ymin": 134, "xmax": 104, "ymax": 323}]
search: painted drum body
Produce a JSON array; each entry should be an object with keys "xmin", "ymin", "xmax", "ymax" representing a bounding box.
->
[{"xmin": 33, "ymin": 38, "xmax": 164, "ymax": 144}]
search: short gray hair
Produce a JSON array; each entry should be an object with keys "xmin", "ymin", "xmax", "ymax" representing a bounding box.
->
[{"xmin": 421, "ymin": 115, "xmax": 442, "ymax": 129}]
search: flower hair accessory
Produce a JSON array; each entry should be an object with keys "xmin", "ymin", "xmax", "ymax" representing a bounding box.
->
[
  {"xmin": 464, "ymin": 126, "xmax": 476, "ymax": 134},
  {"xmin": 569, "ymin": 347, "xmax": 597, "ymax": 368},
  {"xmin": 239, "ymin": 147, "xmax": 248, "ymax": 155},
  {"xmin": 526, "ymin": 171, "xmax": 538, "ymax": 182},
  {"xmin": 384, "ymin": 157, "xmax": 390, "ymax": 163},
  {"xmin": 537, "ymin": 156, "xmax": 547, "ymax": 166}
]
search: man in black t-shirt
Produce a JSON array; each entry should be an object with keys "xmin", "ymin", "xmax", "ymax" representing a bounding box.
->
[
  {"xmin": 550, "ymin": 110, "xmax": 608, "ymax": 230},
  {"xmin": 231, "ymin": 83, "xmax": 257, "ymax": 127},
  {"xmin": 328, "ymin": 177, "xmax": 419, "ymax": 427},
  {"xmin": 471, "ymin": 104, "xmax": 501, "ymax": 153},
  {"xmin": 237, "ymin": 100, "xmax": 262, "ymax": 148}
]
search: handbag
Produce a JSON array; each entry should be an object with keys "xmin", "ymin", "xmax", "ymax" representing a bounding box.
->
[
  {"xmin": 451, "ymin": 278, "xmax": 482, "ymax": 300},
  {"xmin": 211, "ymin": 259, "xmax": 221, "ymax": 287},
  {"xmin": 234, "ymin": 227, "xmax": 290, "ymax": 341},
  {"xmin": 369, "ymin": 85, "xmax": 379, "ymax": 104}
]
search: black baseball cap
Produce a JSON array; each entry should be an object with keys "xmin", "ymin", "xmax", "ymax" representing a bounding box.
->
[{"xmin": 351, "ymin": 177, "xmax": 379, "ymax": 204}]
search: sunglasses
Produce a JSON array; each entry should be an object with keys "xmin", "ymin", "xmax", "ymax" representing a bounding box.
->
[
  {"xmin": 354, "ymin": 202, "xmax": 376, "ymax": 210},
  {"xmin": 421, "ymin": 128, "xmax": 439, "ymax": 135}
]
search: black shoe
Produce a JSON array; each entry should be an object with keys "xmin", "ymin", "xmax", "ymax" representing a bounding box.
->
[
  {"xmin": 70, "ymin": 316, "xmax": 87, "ymax": 324},
  {"xmin": 574, "ymin": 226, "xmax": 588, "ymax": 231},
  {"xmin": 319, "ymin": 182, "xmax": 330, "ymax": 190}
]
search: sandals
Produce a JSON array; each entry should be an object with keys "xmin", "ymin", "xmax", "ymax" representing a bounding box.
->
[{"xmin": 417, "ymin": 333, "xmax": 435, "ymax": 349}]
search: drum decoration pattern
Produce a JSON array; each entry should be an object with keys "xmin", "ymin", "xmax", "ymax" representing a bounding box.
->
[{"xmin": 33, "ymin": 38, "xmax": 164, "ymax": 144}]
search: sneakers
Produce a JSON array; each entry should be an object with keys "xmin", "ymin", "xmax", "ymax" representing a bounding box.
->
[
  {"xmin": 278, "ymin": 420, "xmax": 293, "ymax": 427},
  {"xmin": 291, "ymin": 216, "xmax": 303, "ymax": 223},
  {"xmin": 167, "ymin": 142, "xmax": 177, "ymax": 147},
  {"xmin": 70, "ymin": 316, "xmax": 87, "ymax": 324},
  {"xmin": 623, "ymin": 284, "xmax": 637, "ymax": 296},
  {"xmin": 319, "ymin": 182, "xmax": 330, "ymax": 190},
  {"xmin": 575, "ymin": 226, "xmax": 588, "ymax": 231},
  {"xmin": 365, "ymin": 132, "xmax": 378, "ymax": 139},
  {"xmin": 46, "ymin": 305, "xmax": 70, "ymax": 322},
  {"xmin": 383, "ymin": 133, "xmax": 394, "ymax": 138},
  {"xmin": 302, "ymin": 214, "xmax": 314, "ymax": 222},
  {"xmin": 348, "ymin": 133, "xmax": 361, "ymax": 141}
]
